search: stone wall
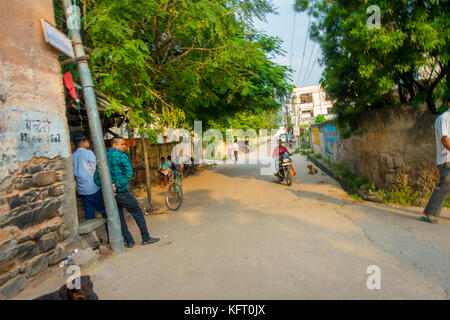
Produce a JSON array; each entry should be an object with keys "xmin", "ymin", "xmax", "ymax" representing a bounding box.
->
[
  {"xmin": 310, "ymin": 104, "xmax": 439, "ymax": 194},
  {"xmin": 0, "ymin": 1, "xmax": 78, "ymax": 299}
]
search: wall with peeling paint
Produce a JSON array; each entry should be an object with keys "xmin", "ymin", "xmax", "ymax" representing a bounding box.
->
[{"xmin": 0, "ymin": 0, "xmax": 79, "ymax": 299}]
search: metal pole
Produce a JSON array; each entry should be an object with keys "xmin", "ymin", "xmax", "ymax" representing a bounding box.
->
[{"xmin": 62, "ymin": 0, "xmax": 124, "ymax": 253}]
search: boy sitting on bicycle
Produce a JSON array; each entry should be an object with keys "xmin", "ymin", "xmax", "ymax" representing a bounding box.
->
[{"xmin": 159, "ymin": 157, "xmax": 171, "ymax": 185}]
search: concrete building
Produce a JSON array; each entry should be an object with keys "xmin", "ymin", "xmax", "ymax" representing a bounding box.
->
[{"xmin": 287, "ymin": 84, "xmax": 334, "ymax": 126}]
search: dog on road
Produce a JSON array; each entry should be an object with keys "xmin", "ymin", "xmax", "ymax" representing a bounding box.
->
[
  {"xmin": 307, "ymin": 164, "xmax": 318, "ymax": 175},
  {"xmin": 33, "ymin": 275, "xmax": 98, "ymax": 300}
]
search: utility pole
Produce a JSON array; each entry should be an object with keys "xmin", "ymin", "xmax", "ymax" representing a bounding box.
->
[{"xmin": 62, "ymin": 0, "xmax": 124, "ymax": 253}]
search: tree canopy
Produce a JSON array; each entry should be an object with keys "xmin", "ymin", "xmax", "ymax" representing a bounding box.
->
[
  {"xmin": 56, "ymin": 0, "xmax": 293, "ymax": 135},
  {"xmin": 295, "ymin": 0, "xmax": 449, "ymax": 130}
]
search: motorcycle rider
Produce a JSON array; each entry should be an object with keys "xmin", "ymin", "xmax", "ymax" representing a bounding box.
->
[{"xmin": 273, "ymin": 139, "xmax": 292, "ymax": 177}]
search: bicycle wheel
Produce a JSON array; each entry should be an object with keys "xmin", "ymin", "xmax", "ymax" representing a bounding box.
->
[{"xmin": 166, "ymin": 183, "xmax": 183, "ymax": 211}]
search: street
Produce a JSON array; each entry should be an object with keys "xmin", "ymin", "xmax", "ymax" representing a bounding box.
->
[{"xmin": 14, "ymin": 153, "xmax": 450, "ymax": 300}]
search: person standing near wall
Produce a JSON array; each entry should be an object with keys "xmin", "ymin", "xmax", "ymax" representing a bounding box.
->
[
  {"xmin": 95, "ymin": 137, "xmax": 159, "ymax": 247},
  {"xmin": 233, "ymin": 139, "xmax": 239, "ymax": 162},
  {"xmin": 72, "ymin": 136, "xmax": 109, "ymax": 242},
  {"xmin": 227, "ymin": 143, "xmax": 233, "ymax": 160},
  {"xmin": 422, "ymin": 97, "xmax": 450, "ymax": 223}
]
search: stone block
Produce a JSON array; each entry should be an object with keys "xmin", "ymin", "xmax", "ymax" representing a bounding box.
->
[
  {"xmin": 385, "ymin": 173, "xmax": 397, "ymax": 184},
  {"xmin": 26, "ymin": 255, "xmax": 49, "ymax": 278},
  {"xmin": 48, "ymin": 246, "xmax": 70, "ymax": 265},
  {"xmin": 0, "ymin": 260, "xmax": 15, "ymax": 274},
  {"xmin": 14, "ymin": 178, "xmax": 32, "ymax": 190},
  {"xmin": 37, "ymin": 233, "xmax": 57, "ymax": 253},
  {"xmin": 0, "ymin": 266, "xmax": 19, "ymax": 287},
  {"xmin": 3, "ymin": 199, "xmax": 62, "ymax": 230},
  {"xmin": 0, "ymin": 275, "xmax": 25, "ymax": 300},
  {"xmin": 16, "ymin": 217, "xmax": 64, "ymax": 243},
  {"xmin": 6, "ymin": 191, "xmax": 40, "ymax": 210},
  {"xmin": 384, "ymin": 155, "xmax": 395, "ymax": 169},
  {"xmin": 48, "ymin": 185, "xmax": 64, "ymax": 197},
  {"xmin": 45, "ymin": 162, "xmax": 65, "ymax": 171},
  {"xmin": 393, "ymin": 157, "xmax": 404, "ymax": 168},
  {"xmin": 6, "ymin": 195, "xmax": 27, "ymax": 210},
  {"xmin": 56, "ymin": 225, "xmax": 71, "ymax": 242},
  {"xmin": 0, "ymin": 240, "xmax": 18, "ymax": 264},
  {"xmin": 15, "ymin": 241, "xmax": 40, "ymax": 262},
  {"xmin": 26, "ymin": 164, "xmax": 43, "ymax": 174},
  {"xmin": 32, "ymin": 171, "xmax": 57, "ymax": 187}
]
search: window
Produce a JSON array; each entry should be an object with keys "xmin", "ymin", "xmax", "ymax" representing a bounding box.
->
[{"xmin": 300, "ymin": 93, "xmax": 313, "ymax": 104}]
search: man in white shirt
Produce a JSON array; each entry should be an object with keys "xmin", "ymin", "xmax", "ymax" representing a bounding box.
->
[
  {"xmin": 233, "ymin": 139, "xmax": 239, "ymax": 162},
  {"xmin": 422, "ymin": 97, "xmax": 450, "ymax": 223}
]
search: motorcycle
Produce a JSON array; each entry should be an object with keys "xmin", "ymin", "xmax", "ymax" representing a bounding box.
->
[{"xmin": 277, "ymin": 153, "xmax": 293, "ymax": 186}]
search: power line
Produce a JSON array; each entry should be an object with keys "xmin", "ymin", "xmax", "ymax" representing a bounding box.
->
[
  {"xmin": 305, "ymin": 47, "xmax": 321, "ymax": 86},
  {"xmin": 289, "ymin": 12, "xmax": 297, "ymax": 68},
  {"xmin": 296, "ymin": 14, "xmax": 311, "ymax": 86},
  {"xmin": 301, "ymin": 40, "xmax": 316, "ymax": 86}
]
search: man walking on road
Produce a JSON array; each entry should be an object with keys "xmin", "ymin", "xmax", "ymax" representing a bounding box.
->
[
  {"xmin": 422, "ymin": 97, "xmax": 450, "ymax": 223},
  {"xmin": 95, "ymin": 137, "xmax": 159, "ymax": 247},
  {"xmin": 72, "ymin": 136, "xmax": 109, "ymax": 242}
]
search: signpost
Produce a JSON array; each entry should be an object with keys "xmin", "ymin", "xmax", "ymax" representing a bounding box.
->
[{"xmin": 41, "ymin": 19, "xmax": 75, "ymax": 58}]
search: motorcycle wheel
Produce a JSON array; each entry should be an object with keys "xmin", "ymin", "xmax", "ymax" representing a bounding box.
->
[{"xmin": 285, "ymin": 167, "xmax": 293, "ymax": 186}]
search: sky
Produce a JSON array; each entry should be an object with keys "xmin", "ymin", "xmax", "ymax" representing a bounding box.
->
[{"xmin": 252, "ymin": 0, "xmax": 324, "ymax": 88}]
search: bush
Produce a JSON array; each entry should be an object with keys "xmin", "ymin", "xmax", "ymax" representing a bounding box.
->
[{"xmin": 315, "ymin": 115, "xmax": 326, "ymax": 124}]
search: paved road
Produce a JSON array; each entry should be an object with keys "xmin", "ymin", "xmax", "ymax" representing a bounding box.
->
[{"xmin": 14, "ymin": 153, "xmax": 450, "ymax": 299}]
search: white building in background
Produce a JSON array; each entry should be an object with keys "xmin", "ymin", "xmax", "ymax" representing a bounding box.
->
[{"xmin": 287, "ymin": 84, "xmax": 334, "ymax": 126}]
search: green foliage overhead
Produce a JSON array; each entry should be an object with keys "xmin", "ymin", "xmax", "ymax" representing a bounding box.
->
[
  {"xmin": 295, "ymin": 0, "xmax": 450, "ymax": 131},
  {"xmin": 58, "ymin": 0, "xmax": 293, "ymax": 134},
  {"xmin": 207, "ymin": 110, "xmax": 283, "ymax": 136}
]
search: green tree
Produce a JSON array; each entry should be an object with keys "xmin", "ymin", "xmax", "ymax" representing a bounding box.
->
[
  {"xmin": 61, "ymin": 0, "xmax": 293, "ymax": 134},
  {"xmin": 294, "ymin": 0, "xmax": 450, "ymax": 130}
]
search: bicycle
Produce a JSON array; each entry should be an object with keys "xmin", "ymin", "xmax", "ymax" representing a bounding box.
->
[{"xmin": 165, "ymin": 166, "xmax": 184, "ymax": 211}]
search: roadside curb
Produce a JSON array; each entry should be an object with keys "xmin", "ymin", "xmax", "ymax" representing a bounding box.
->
[{"xmin": 306, "ymin": 154, "xmax": 355, "ymax": 195}]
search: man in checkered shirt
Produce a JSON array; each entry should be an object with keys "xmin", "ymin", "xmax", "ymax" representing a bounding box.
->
[{"xmin": 95, "ymin": 137, "xmax": 159, "ymax": 247}]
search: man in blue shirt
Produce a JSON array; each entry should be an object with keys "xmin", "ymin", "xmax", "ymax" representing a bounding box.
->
[{"xmin": 72, "ymin": 136, "xmax": 109, "ymax": 241}]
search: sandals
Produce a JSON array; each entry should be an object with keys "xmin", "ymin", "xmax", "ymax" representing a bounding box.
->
[{"xmin": 420, "ymin": 216, "xmax": 439, "ymax": 224}]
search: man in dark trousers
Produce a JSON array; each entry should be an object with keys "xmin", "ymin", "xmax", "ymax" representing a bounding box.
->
[
  {"xmin": 422, "ymin": 97, "xmax": 450, "ymax": 223},
  {"xmin": 95, "ymin": 137, "xmax": 159, "ymax": 248},
  {"xmin": 72, "ymin": 135, "xmax": 109, "ymax": 243}
]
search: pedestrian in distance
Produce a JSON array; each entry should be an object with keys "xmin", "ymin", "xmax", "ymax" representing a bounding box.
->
[
  {"xmin": 233, "ymin": 139, "xmax": 239, "ymax": 162},
  {"xmin": 72, "ymin": 135, "xmax": 109, "ymax": 243},
  {"xmin": 422, "ymin": 96, "xmax": 450, "ymax": 224},
  {"xmin": 94, "ymin": 137, "xmax": 159, "ymax": 247},
  {"xmin": 227, "ymin": 143, "xmax": 233, "ymax": 160}
]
